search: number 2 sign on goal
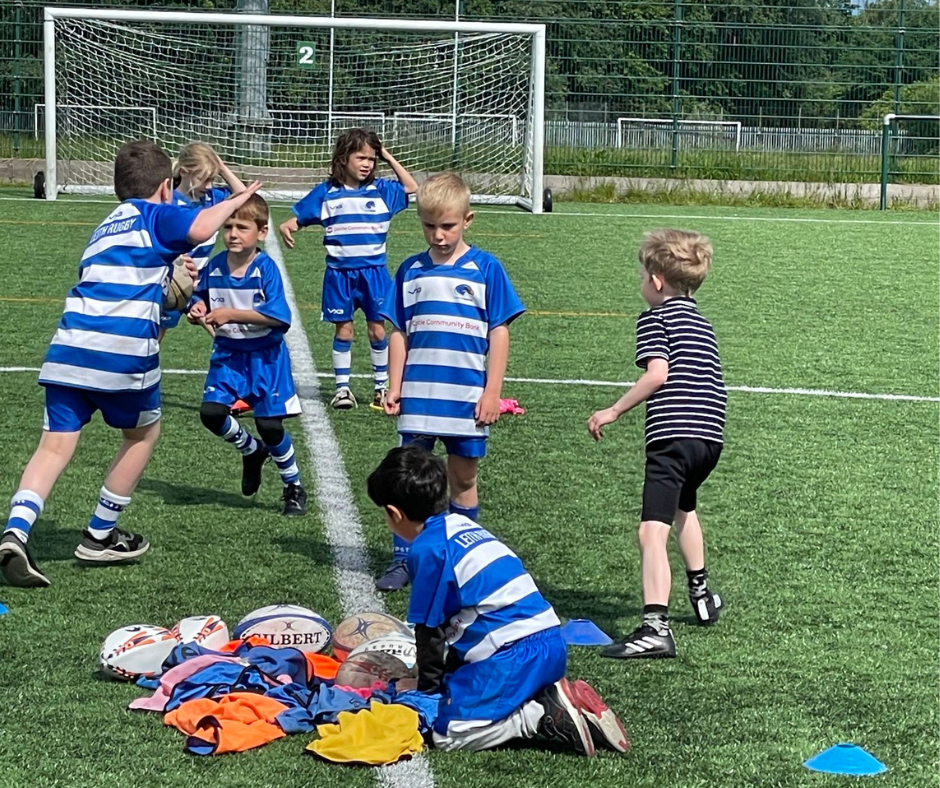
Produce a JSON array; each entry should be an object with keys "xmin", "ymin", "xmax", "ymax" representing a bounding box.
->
[{"xmin": 297, "ymin": 41, "xmax": 316, "ymax": 67}]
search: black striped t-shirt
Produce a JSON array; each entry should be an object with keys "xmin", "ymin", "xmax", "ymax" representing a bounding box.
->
[{"xmin": 635, "ymin": 296, "xmax": 727, "ymax": 445}]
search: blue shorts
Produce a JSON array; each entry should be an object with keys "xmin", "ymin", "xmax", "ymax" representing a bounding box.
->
[
  {"xmin": 43, "ymin": 383, "xmax": 162, "ymax": 433},
  {"xmin": 321, "ymin": 266, "xmax": 392, "ymax": 323},
  {"xmin": 401, "ymin": 432, "xmax": 487, "ymax": 459},
  {"xmin": 160, "ymin": 309, "xmax": 184, "ymax": 330},
  {"xmin": 434, "ymin": 627, "xmax": 567, "ymax": 735},
  {"xmin": 202, "ymin": 343, "xmax": 302, "ymax": 419}
]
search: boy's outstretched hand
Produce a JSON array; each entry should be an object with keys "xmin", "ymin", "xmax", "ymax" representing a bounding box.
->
[{"xmin": 587, "ymin": 408, "xmax": 618, "ymax": 441}]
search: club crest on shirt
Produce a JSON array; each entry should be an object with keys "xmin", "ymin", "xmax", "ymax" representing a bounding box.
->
[{"xmin": 454, "ymin": 284, "xmax": 474, "ymax": 300}]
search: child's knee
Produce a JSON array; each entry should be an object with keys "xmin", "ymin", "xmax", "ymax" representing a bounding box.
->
[
  {"xmin": 367, "ymin": 321, "xmax": 386, "ymax": 343},
  {"xmin": 254, "ymin": 417, "xmax": 285, "ymax": 447},
  {"xmin": 448, "ymin": 457, "xmax": 479, "ymax": 494},
  {"xmin": 199, "ymin": 401, "xmax": 230, "ymax": 435},
  {"xmin": 638, "ymin": 519, "xmax": 671, "ymax": 545},
  {"xmin": 334, "ymin": 322, "xmax": 354, "ymax": 342}
]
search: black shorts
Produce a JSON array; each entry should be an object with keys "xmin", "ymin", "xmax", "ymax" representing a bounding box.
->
[{"xmin": 642, "ymin": 439, "xmax": 722, "ymax": 524}]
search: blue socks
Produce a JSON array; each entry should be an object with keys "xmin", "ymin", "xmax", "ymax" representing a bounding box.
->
[
  {"xmin": 222, "ymin": 416, "xmax": 259, "ymax": 455},
  {"xmin": 370, "ymin": 336, "xmax": 389, "ymax": 391},
  {"xmin": 4, "ymin": 490, "xmax": 44, "ymax": 543},
  {"xmin": 332, "ymin": 337, "xmax": 352, "ymax": 390},
  {"xmin": 269, "ymin": 433, "xmax": 301, "ymax": 486},
  {"xmin": 87, "ymin": 487, "xmax": 131, "ymax": 539}
]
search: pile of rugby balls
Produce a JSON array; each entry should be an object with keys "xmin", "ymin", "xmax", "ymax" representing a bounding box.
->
[{"xmin": 100, "ymin": 605, "xmax": 419, "ymax": 690}]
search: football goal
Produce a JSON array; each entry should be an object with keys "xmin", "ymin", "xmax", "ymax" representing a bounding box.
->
[{"xmin": 42, "ymin": 7, "xmax": 548, "ymax": 212}]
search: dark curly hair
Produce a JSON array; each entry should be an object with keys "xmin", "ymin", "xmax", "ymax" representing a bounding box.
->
[{"xmin": 329, "ymin": 127, "xmax": 383, "ymax": 187}]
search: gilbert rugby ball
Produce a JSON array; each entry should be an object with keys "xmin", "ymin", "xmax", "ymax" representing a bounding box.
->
[
  {"xmin": 347, "ymin": 630, "xmax": 417, "ymax": 670},
  {"xmin": 99, "ymin": 624, "xmax": 180, "ymax": 681},
  {"xmin": 233, "ymin": 604, "xmax": 332, "ymax": 653},
  {"xmin": 171, "ymin": 615, "xmax": 230, "ymax": 651}
]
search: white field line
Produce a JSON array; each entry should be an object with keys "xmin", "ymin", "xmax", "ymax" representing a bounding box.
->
[
  {"xmin": 1, "ymin": 367, "xmax": 937, "ymax": 403},
  {"xmin": 264, "ymin": 230, "xmax": 436, "ymax": 788},
  {"xmin": 1, "ymin": 195, "xmax": 936, "ymax": 226}
]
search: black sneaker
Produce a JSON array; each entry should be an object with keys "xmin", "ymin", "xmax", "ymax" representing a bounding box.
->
[
  {"xmin": 73, "ymin": 527, "xmax": 150, "ymax": 563},
  {"xmin": 569, "ymin": 679, "xmax": 630, "ymax": 753},
  {"xmin": 0, "ymin": 533, "xmax": 50, "ymax": 587},
  {"xmin": 281, "ymin": 484, "xmax": 307, "ymax": 517},
  {"xmin": 241, "ymin": 446, "xmax": 269, "ymax": 496},
  {"xmin": 375, "ymin": 559, "xmax": 410, "ymax": 592},
  {"xmin": 690, "ymin": 589, "xmax": 723, "ymax": 626},
  {"xmin": 600, "ymin": 624, "xmax": 676, "ymax": 660},
  {"xmin": 536, "ymin": 678, "xmax": 595, "ymax": 757}
]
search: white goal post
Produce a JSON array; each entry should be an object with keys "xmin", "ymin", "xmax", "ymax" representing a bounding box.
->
[{"xmin": 42, "ymin": 7, "xmax": 547, "ymax": 212}]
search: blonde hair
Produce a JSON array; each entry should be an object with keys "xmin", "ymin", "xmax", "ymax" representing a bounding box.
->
[
  {"xmin": 639, "ymin": 229, "xmax": 713, "ymax": 295},
  {"xmin": 173, "ymin": 142, "xmax": 220, "ymax": 191},
  {"xmin": 416, "ymin": 172, "xmax": 471, "ymax": 218}
]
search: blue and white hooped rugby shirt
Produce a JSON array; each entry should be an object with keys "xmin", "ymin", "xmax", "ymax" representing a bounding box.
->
[
  {"xmin": 381, "ymin": 246, "xmax": 525, "ymax": 438},
  {"xmin": 174, "ymin": 186, "xmax": 231, "ymax": 270},
  {"xmin": 407, "ymin": 513, "xmax": 560, "ymax": 663},
  {"xmin": 292, "ymin": 178, "xmax": 408, "ymax": 270},
  {"xmin": 193, "ymin": 250, "xmax": 292, "ymax": 353},
  {"xmin": 39, "ymin": 200, "xmax": 198, "ymax": 393}
]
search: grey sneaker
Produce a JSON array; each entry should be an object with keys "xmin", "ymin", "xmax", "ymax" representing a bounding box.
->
[
  {"xmin": 330, "ymin": 388, "xmax": 357, "ymax": 410},
  {"xmin": 74, "ymin": 527, "xmax": 150, "ymax": 563},
  {"xmin": 0, "ymin": 533, "xmax": 50, "ymax": 587},
  {"xmin": 375, "ymin": 559, "xmax": 410, "ymax": 592}
]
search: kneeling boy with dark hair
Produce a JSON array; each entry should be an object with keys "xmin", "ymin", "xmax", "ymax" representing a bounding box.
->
[{"xmin": 367, "ymin": 445, "xmax": 628, "ymax": 755}]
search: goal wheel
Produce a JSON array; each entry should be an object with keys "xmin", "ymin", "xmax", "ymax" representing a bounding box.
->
[
  {"xmin": 542, "ymin": 188, "xmax": 553, "ymax": 213},
  {"xmin": 33, "ymin": 171, "xmax": 45, "ymax": 199}
]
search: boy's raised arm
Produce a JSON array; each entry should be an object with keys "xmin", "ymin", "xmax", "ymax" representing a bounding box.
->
[{"xmin": 187, "ymin": 181, "xmax": 262, "ymax": 245}]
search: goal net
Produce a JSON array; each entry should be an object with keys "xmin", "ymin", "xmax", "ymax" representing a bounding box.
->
[{"xmin": 43, "ymin": 8, "xmax": 546, "ymax": 211}]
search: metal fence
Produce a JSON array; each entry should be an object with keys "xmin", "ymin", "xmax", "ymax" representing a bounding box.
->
[{"xmin": 1, "ymin": 0, "xmax": 937, "ymax": 185}]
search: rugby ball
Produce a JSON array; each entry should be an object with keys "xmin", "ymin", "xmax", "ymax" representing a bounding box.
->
[
  {"xmin": 233, "ymin": 604, "xmax": 332, "ymax": 653},
  {"xmin": 347, "ymin": 630, "xmax": 417, "ymax": 670},
  {"xmin": 334, "ymin": 650, "xmax": 416, "ymax": 690},
  {"xmin": 163, "ymin": 258, "xmax": 194, "ymax": 311},
  {"xmin": 171, "ymin": 615, "xmax": 230, "ymax": 651},
  {"xmin": 99, "ymin": 624, "xmax": 180, "ymax": 681},
  {"xmin": 332, "ymin": 612, "xmax": 412, "ymax": 661}
]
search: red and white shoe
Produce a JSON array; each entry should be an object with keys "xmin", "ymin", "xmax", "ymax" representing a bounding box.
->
[{"xmin": 570, "ymin": 679, "xmax": 630, "ymax": 753}]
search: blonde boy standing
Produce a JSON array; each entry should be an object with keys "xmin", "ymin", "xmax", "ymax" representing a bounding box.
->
[{"xmin": 588, "ymin": 229, "xmax": 726, "ymax": 658}]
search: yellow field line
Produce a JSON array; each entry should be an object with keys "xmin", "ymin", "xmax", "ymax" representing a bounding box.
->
[{"xmin": 0, "ymin": 295, "xmax": 628, "ymax": 319}]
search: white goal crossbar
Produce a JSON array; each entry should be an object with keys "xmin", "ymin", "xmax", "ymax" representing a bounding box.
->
[{"xmin": 42, "ymin": 7, "xmax": 547, "ymax": 211}]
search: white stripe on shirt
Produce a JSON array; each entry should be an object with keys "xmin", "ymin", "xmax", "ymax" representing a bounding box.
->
[
  {"xmin": 64, "ymin": 296, "xmax": 161, "ymax": 323},
  {"xmin": 50, "ymin": 328, "xmax": 157, "ymax": 359},
  {"xmin": 405, "ymin": 347, "xmax": 486, "ymax": 372},
  {"xmin": 462, "ymin": 608, "xmax": 561, "ymax": 663},
  {"xmin": 39, "ymin": 362, "xmax": 161, "ymax": 391}
]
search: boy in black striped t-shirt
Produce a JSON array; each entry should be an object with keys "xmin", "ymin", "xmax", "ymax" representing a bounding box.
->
[{"xmin": 587, "ymin": 229, "xmax": 727, "ymax": 659}]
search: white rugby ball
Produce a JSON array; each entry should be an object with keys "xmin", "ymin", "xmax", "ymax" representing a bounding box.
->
[
  {"xmin": 233, "ymin": 604, "xmax": 332, "ymax": 653},
  {"xmin": 100, "ymin": 624, "xmax": 180, "ymax": 681},
  {"xmin": 348, "ymin": 630, "xmax": 417, "ymax": 670},
  {"xmin": 171, "ymin": 615, "xmax": 230, "ymax": 651}
]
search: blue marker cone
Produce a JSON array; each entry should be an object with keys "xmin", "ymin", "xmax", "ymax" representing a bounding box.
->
[
  {"xmin": 804, "ymin": 744, "xmax": 888, "ymax": 776},
  {"xmin": 561, "ymin": 618, "xmax": 613, "ymax": 646},
  {"xmin": 0, "ymin": 601, "xmax": 7, "ymax": 615}
]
